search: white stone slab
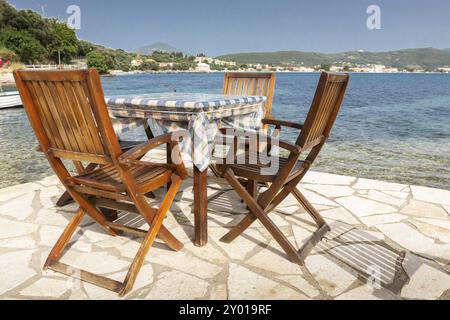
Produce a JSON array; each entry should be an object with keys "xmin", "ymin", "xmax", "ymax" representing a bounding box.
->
[
  {"xmin": 444, "ymin": 205, "xmax": 450, "ymax": 215},
  {"xmin": 376, "ymin": 223, "xmax": 450, "ymax": 261},
  {"xmin": 360, "ymin": 214, "xmax": 408, "ymax": 227},
  {"xmin": 302, "ymin": 171, "xmax": 356, "ymax": 186},
  {"xmin": 335, "ymin": 196, "xmax": 397, "ymax": 218},
  {"xmin": 209, "ymin": 228, "xmax": 269, "ymax": 261},
  {"xmin": 0, "ymin": 237, "xmax": 36, "ymax": 249},
  {"xmin": 148, "ymin": 247, "xmax": 222, "ymax": 280},
  {"xmin": 336, "ymin": 285, "xmax": 399, "ymax": 300},
  {"xmin": 0, "ymin": 192, "xmax": 36, "ymax": 221},
  {"xmin": 320, "ymin": 207, "xmax": 360, "ymax": 225},
  {"xmin": 277, "ymin": 275, "xmax": 320, "ymax": 298},
  {"xmin": 305, "ymin": 254, "xmax": 358, "ymax": 297},
  {"xmin": 246, "ymin": 241, "xmax": 303, "ymax": 275},
  {"xmin": 414, "ymin": 218, "xmax": 450, "ymax": 231},
  {"xmin": 297, "ymin": 188, "xmax": 339, "ymax": 207},
  {"xmin": 60, "ymin": 251, "xmax": 129, "ymax": 274},
  {"xmin": 228, "ymin": 263, "xmax": 308, "ymax": 300},
  {"xmin": 381, "ymin": 190, "xmax": 410, "ymax": 199},
  {"xmin": 363, "ymin": 190, "xmax": 407, "ymax": 207},
  {"xmin": 0, "ymin": 250, "xmax": 36, "ymax": 295},
  {"xmin": 0, "ymin": 183, "xmax": 40, "ymax": 202},
  {"xmin": 0, "ymin": 217, "xmax": 38, "ymax": 240},
  {"xmin": 411, "ymin": 186, "xmax": 450, "ymax": 206},
  {"xmin": 302, "ymin": 184, "xmax": 355, "ymax": 198},
  {"xmin": 401, "ymin": 200, "xmax": 449, "ymax": 219},
  {"xmin": 352, "ymin": 179, "xmax": 407, "ymax": 191},
  {"xmin": 401, "ymin": 253, "xmax": 450, "ymax": 300},
  {"xmin": 34, "ymin": 209, "xmax": 72, "ymax": 227},
  {"xmin": 409, "ymin": 220, "xmax": 450, "ymax": 243},
  {"xmin": 146, "ymin": 270, "xmax": 209, "ymax": 300},
  {"xmin": 20, "ymin": 278, "xmax": 69, "ymax": 298}
]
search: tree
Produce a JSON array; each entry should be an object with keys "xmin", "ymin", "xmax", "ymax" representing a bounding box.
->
[
  {"xmin": 112, "ymin": 50, "xmax": 132, "ymax": 71},
  {"xmin": 47, "ymin": 20, "xmax": 79, "ymax": 63},
  {"xmin": 139, "ymin": 60, "xmax": 159, "ymax": 71},
  {"xmin": 0, "ymin": 27, "xmax": 46, "ymax": 63},
  {"xmin": 0, "ymin": 46, "xmax": 17, "ymax": 61},
  {"xmin": 320, "ymin": 64, "xmax": 331, "ymax": 71},
  {"xmin": 87, "ymin": 51, "xmax": 109, "ymax": 74}
]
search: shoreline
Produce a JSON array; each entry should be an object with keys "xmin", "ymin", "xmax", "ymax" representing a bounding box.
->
[{"xmin": 105, "ymin": 70, "xmax": 450, "ymax": 78}]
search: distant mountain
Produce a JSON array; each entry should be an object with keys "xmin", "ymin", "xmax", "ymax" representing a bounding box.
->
[
  {"xmin": 444, "ymin": 48, "xmax": 450, "ymax": 52},
  {"xmin": 217, "ymin": 48, "xmax": 450, "ymax": 69},
  {"xmin": 135, "ymin": 42, "xmax": 182, "ymax": 55}
]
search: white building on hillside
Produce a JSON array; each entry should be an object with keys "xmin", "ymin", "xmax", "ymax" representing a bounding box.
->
[{"xmin": 196, "ymin": 63, "xmax": 211, "ymax": 72}]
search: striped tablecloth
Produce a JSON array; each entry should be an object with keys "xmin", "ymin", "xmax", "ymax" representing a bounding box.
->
[{"xmin": 106, "ymin": 93, "xmax": 267, "ymax": 172}]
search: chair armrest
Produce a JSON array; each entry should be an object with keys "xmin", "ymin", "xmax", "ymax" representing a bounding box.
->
[
  {"xmin": 262, "ymin": 118, "xmax": 304, "ymax": 130},
  {"xmin": 217, "ymin": 129, "xmax": 302, "ymax": 154},
  {"xmin": 119, "ymin": 130, "xmax": 188, "ymax": 161}
]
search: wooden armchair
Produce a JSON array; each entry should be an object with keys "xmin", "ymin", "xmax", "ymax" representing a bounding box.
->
[
  {"xmin": 210, "ymin": 72, "xmax": 277, "ymax": 178},
  {"xmin": 223, "ymin": 72, "xmax": 276, "ymax": 119},
  {"xmin": 14, "ymin": 69, "xmax": 188, "ymax": 296},
  {"xmin": 216, "ymin": 72, "xmax": 350, "ymax": 264}
]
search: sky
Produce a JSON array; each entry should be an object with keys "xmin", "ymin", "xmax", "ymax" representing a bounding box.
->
[{"xmin": 8, "ymin": 0, "xmax": 450, "ymax": 56}]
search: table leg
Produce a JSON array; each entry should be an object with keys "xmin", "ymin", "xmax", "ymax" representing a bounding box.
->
[{"xmin": 194, "ymin": 165, "xmax": 208, "ymax": 247}]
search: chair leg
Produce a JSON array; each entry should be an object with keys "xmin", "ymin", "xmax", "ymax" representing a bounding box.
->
[
  {"xmin": 222, "ymin": 169, "xmax": 303, "ymax": 264},
  {"xmin": 128, "ymin": 183, "xmax": 184, "ymax": 253},
  {"xmin": 209, "ymin": 164, "xmax": 223, "ymax": 178},
  {"xmin": 119, "ymin": 175, "xmax": 182, "ymax": 296},
  {"xmin": 68, "ymin": 189, "xmax": 117, "ymax": 236},
  {"xmin": 46, "ymin": 176, "xmax": 183, "ymax": 297},
  {"xmin": 246, "ymin": 179, "xmax": 257, "ymax": 198},
  {"xmin": 44, "ymin": 208, "xmax": 85, "ymax": 269},
  {"xmin": 291, "ymin": 187, "xmax": 326, "ymax": 227}
]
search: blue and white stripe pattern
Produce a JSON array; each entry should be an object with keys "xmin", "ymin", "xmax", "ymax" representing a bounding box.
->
[
  {"xmin": 110, "ymin": 116, "xmax": 146, "ymax": 135},
  {"xmin": 106, "ymin": 93, "xmax": 266, "ymax": 121},
  {"xmin": 106, "ymin": 93, "xmax": 267, "ymax": 172}
]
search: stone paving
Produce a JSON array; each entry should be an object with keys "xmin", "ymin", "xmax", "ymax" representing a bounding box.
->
[{"xmin": 0, "ymin": 147, "xmax": 449, "ymax": 300}]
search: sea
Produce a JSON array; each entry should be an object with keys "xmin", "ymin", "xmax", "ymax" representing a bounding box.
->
[{"xmin": 1, "ymin": 72, "xmax": 449, "ymax": 190}]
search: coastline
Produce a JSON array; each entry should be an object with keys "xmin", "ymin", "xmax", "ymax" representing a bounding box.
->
[{"xmin": 107, "ymin": 69, "xmax": 450, "ymax": 76}]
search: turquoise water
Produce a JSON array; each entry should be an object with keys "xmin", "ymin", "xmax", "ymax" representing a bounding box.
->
[{"xmin": 1, "ymin": 73, "xmax": 449, "ymax": 190}]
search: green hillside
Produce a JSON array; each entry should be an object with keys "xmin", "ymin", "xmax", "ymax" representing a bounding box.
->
[{"xmin": 217, "ymin": 48, "xmax": 450, "ymax": 69}]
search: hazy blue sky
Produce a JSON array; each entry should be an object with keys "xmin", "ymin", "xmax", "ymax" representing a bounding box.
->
[{"xmin": 8, "ymin": 0, "xmax": 450, "ymax": 56}]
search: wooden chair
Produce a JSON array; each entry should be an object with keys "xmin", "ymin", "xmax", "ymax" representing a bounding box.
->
[
  {"xmin": 14, "ymin": 68, "xmax": 188, "ymax": 296},
  {"xmin": 223, "ymin": 72, "xmax": 276, "ymax": 119},
  {"xmin": 210, "ymin": 72, "xmax": 277, "ymax": 178},
  {"xmin": 216, "ymin": 72, "xmax": 349, "ymax": 264}
]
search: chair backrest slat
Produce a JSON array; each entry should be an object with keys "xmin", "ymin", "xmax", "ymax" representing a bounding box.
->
[
  {"xmin": 223, "ymin": 73, "xmax": 276, "ymax": 118},
  {"xmin": 296, "ymin": 73, "xmax": 349, "ymax": 150},
  {"xmin": 14, "ymin": 69, "xmax": 121, "ymax": 164},
  {"xmin": 259, "ymin": 72, "xmax": 349, "ymax": 208}
]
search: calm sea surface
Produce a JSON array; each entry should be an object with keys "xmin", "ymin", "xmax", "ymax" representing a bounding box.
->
[{"xmin": 1, "ymin": 73, "xmax": 449, "ymax": 190}]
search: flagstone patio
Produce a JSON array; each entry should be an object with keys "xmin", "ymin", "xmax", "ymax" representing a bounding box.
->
[{"xmin": 0, "ymin": 147, "xmax": 449, "ymax": 300}]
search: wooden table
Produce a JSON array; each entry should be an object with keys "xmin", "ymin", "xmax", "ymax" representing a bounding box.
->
[{"xmin": 107, "ymin": 93, "xmax": 267, "ymax": 246}]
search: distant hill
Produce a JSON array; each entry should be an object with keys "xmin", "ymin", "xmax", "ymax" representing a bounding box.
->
[
  {"xmin": 135, "ymin": 42, "xmax": 182, "ymax": 55},
  {"xmin": 217, "ymin": 48, "xmax": 450, "ymax": 69}
]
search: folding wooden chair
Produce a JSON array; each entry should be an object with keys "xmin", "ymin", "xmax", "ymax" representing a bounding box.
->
[
  {"xmin": 216, "ymin": 72, "xmax": 350, "ymax": 264},
  {"xmin": 210, "ymin": 72, "xmax": 277, "ymax": 178},
  {"xmin": 223, "ymin": 72, "xmax": 276, "ymax": 119},
  {"xmin": 14, "ymin": 68, "xmax": 188, "ymax": 296}
]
